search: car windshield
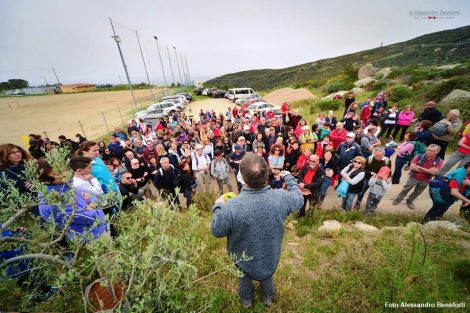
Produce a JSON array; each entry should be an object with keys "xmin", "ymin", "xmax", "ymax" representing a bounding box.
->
[{"xmin": 248, "ymin": 104, "xmax": 257, "ymax": 110}]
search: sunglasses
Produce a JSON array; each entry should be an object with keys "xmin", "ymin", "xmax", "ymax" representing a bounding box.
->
[
  {"xmin": 353, "ymin": 160, "xmax": 363, "ymax": 164},
  {"xmin": 124, "ymin": 177, "xmax": 132, "ymax": 180}
]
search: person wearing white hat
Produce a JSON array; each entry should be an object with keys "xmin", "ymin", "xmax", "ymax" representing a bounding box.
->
[
  {"xmin": 192, "ymin": 143, "xmax": 211, "ymax": 192},
  {"xmin": 299, "ymin": 125, "xmax": 316, "ymax": 153}
]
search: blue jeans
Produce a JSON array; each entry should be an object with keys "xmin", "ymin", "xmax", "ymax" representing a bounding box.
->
[
  {"xmin": 320, "ymin": 177, "xmax": 332, "ymax": 200},
  {"xmin": 356, "ymin": 178, "xmax": 370, "ymax": 203},
  {"xmin": 183, "ymin": 189, "xmax": 192, "ymax": 208},
  {"xmin": 342, "ymin": 192, "xmax": 358, "ymax": 211},
  {"xmin": 423, "ymin": 201, "xmax": 451, "ymax": 223},
  {"xmin": 238, "ymin": 273, "xmax": 274, "ymax": 305},
  {"xmin": 392, "ymin": 156, "xmax": 407, "ymax": 184}
]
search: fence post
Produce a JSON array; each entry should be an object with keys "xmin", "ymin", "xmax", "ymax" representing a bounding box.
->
[
  {"xmin": 117, "ymin": 106, "xmax": 125, "ymax": 127},
  {"xmin": 78, "ymin": 120, "xmax": 87, "ymax": 138},
  {"xmin": 102, "ymin": 112, "xmax": 111, "ymax": 135}
]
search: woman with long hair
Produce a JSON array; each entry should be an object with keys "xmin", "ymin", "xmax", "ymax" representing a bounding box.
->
[
  {"xmin": 0, "ymin": 143, "xmax": 33, "ymax": 198},
  {"xmin": 340, "ymin": 156, "xmax": 366, "ymax": 211}
]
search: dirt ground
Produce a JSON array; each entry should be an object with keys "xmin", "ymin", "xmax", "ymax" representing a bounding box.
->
[
  {"xmin": 262, "ymin": 87, "xmax": 316, "ymax": 105},
  {"xmin": 0, "ymin": 89, "xmax": 160, "ymax": 146}
]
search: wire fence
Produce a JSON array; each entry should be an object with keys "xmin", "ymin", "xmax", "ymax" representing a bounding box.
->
[{"xmin": 0, "ymin": 88, "xmax": 172, "ymax": 147}]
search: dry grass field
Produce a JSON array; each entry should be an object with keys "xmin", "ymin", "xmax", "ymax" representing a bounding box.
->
[{"xmin": 0, "ymin": 89, "xmax": 161, "ymax": 146}]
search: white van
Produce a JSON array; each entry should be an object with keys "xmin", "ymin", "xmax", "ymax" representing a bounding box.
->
[{"xmin": 227, "ymin": 88, "xmax": 257, "ymax": 102}]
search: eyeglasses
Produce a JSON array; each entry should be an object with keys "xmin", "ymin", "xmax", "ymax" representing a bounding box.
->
[
  {"xmin": 124, "ymin": 177, "xmax": 132, "ymax": 180},
  {"xmin": 353, "ymin": 160, "xmax": 363, "ymax": 164},
  {"xmin": 274, "ymin": 149, "xmax": 280, "ymax": 151}
]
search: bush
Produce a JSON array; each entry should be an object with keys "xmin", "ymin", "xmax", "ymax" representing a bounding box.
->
[
  {"xmin": 390, "ymin": 85, "xmax": 413, "ymax": 102},
  {"xmin": 318, "ymin": 99, "xmax": 341, "ymax": 111},
  {"xmin": 192, "ymin": 191, "xmax": 219, "ymax": 213},
  {"xmin": 424, "ymin": 76, "xmax": 470, "ymax": 102}
]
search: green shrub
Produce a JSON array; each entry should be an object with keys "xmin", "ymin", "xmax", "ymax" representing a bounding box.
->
[
  {"xmin": 192, "ymin": 191, "xmax": 219, "ymax": 213},
  {"xmin": 317, "ymin": 99, "xmax": 341, "ymax": 111},
  {"xmin": 390, "ymin": 85, "xmax": 413, "ymax": 102},
  {"xmin": 424, "ymin": 76, "xmax": 470, "ymax": 102}
]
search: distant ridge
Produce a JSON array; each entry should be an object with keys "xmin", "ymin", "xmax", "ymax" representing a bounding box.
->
[{"xmin": 205, "ymin": 25, "xmax": 470, "ymax": 90}]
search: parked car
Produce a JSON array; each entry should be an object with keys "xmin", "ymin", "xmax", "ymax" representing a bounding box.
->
[
  {"xmin": 236, "ymin": 95, "xmax": 263, "ymax": 107},
  {"xmin": 161, "ymin": 95, "xmax": 188, "ymax": 105},
  {"xmin": 136, "ymin": 102, "xmax": 179, "ymax": 118},
  {"xmin": 246, "ymin": 102, "xmax": 280, "ymax": 116},
  {"xmin": 141, "ymin": 109, "xmax": 167, "ymax": 127},
  {"xmin": 201, "ymin": 88, "xmax": 209, "ymax": 96},
  {"xmin": 177, "ymin": 92, "xmax": 193, "ymax": 102},
  {"xmin": 162, "ymin": 98, "xmax": 186, "ymax": 110},
  {"xmin": 211, "ymin": 89, "xmax": 227, "ymax": 98},
  {"xmin": 227, "ymin": 88, "xmax": 257, "ymax": 102},
  {"xmin": 193, "ymin": 87, "xmax": 204, "ymax": 95}
]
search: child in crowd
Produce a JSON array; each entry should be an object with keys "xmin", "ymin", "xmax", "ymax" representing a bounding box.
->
[
  {"xmin": 384, "ymin": 137, "xmax": 398, "ymax": 158},
  {"xmin": 365, "ymin": 166, "xmax": 392, "ymax": 215},
  {"xmin": 270, "ymin": 168, "xmax": 285, "ymax": 189}
]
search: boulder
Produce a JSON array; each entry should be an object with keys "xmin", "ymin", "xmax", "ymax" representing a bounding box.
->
[
  {"xmin": 439, "ymin": 89, "xmax": 470, "ymax": 106},
  {"xmin": 351, "ymin": 87, "xmax": 365, "ymax": 95},
  {"xmin": 375, "ymin": 67, "xmax": 392, "ymax": 79},
  {"xmin": 285, "ymin": 221, "xmax": 296, "ymax": 231},
  {"xmin": 423, "ymin": 221, "xmax": 460, "ymax": 232},
  {"xmin": 436, "ymin": 64, "xmax": 462, "ymax": 70},
  {"xmin": 353, "ymin": 77, "xmax": 376, "ymax": 88},
  {"xmin": 322, "ymin": 90, "xmax": 348, "ymax": 100},
  {"xmin": 318, "ymin": 220, "xmax": 342, "ymax": 232},
  {"xmin": 358, "ymin": 63, "xmax": 378, "ymax": 79},
  {"xmin": 353, "ymin": 221, "xmax": 380, "ymax": 233}
]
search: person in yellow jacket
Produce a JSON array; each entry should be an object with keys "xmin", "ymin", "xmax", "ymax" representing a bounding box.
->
[{"xmin": 299, "ymin": 125, "xmax": 317, "ymax": 153}]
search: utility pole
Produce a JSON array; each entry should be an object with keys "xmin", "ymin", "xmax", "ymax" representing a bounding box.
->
[
  {"xmin": 154, "ymin": 36, "xmax": 168, "ymax": 96},
  {"xmin": 184, "ymin": 55, "xmax": 192, "ymax": 85},
  {"xmin": 109, "ymin": 17, "xmax": 137, "ymax": 110},
  {"xmin": 180, "ymin": 53, "xmax": 188, "ymax": 85},
  {"xmin": 173, "ymin": 46, "xmax": 183, "ymax": 86},
  {"xmin": 52, "ymin": 67, "xmax": 61, "ymax": 85},
  {"xmin": 135, "ymin": 29, "xmax": 156, "ymax": 102},
  {"xmin": 166, "ymin": 46, "xmax": 176, "ymax": 87}
]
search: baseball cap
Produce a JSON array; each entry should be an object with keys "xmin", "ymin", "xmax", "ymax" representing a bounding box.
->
[
  {"xmin": 195, "ymin": 144, "xmax": 203, "ymax": 150},
  {"xmin": 346, "ymin": 132, "xmax": 356, "ymax": 138},
  {"xmin": 385, "ymin": 140, "xmax": 398, "ymax": 147},
  {"xmin": 234, "ymin": 144, "xmax": 242, "ymax": 150},
  {"xmin": 377, "ymin": 166, "xmax": 391, "ymax": 179}
]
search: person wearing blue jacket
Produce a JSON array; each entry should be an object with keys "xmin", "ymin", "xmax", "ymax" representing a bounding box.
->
[
  {"xmin": 37, "ymin": 159, "xmax": 108, "ymax": 242},
  {"xmin": 211, "ymin": 153, "xmax": 303, "ymax": 308}
]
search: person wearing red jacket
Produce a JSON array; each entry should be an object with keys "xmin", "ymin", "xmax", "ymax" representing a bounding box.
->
[
  {"xmin": 360, "ymin": 101, "xmax": 373, "ymax": 128},
  {"xmin": 330, "ymin": 122, "xmax": 348, "ymax": 150}
]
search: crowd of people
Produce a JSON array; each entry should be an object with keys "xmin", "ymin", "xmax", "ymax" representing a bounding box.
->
[{"xmin": 1, "ymin": 91, "xmax": 470, "ymax": 242}]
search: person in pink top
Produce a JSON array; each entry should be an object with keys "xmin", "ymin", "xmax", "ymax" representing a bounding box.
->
[
  {"xmin": 392, "ymin": 105, "xmax": 414, "ymax": 141},
  {"xmin": 391, "ymin": 132, "xmax": 417, "ymax": 184},
  {"xmin": 330, "ymin": 122, "xmax": 348, "ymax": 150}
]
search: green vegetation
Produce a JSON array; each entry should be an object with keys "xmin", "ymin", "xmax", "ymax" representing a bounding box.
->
[{"xmin": 0, "ymin": 79, "xmax": 28, "ymax": 91}]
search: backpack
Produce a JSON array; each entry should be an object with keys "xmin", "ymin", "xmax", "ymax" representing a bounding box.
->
[
  {"xmin": 430, "ymin": 121, "xmax": 448, "ymax": 137},
  {"xmin": 429, "ymin": 175, "xmax": 454, "ymax": 205},
  {"xmin": 404, "ymin": 141, "xmax": 426, "ymax": 162}
]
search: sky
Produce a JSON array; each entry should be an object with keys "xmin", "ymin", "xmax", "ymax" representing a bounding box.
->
[{"xmin": 0, "ymin": 0, "xmax": 468, "ymax": 86}]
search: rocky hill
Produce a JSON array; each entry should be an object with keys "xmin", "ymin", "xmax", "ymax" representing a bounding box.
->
[{"xmin": 205, "ymin": 25, "xmax": 470, "ymax": 91}]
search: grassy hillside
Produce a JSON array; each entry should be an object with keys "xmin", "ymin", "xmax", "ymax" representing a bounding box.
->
[{"xmin": 205, "ymin": 25, "xmax": 470, "ymax": 92}]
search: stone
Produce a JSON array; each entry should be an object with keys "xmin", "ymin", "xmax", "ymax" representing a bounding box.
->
[
  {"xmin": 351, "ymin": 87, "xmax": 365, "ymax": 95},
  {"xmin": 358, "ymin": 63, "xmax": 378, "ymax": 79},
  {"xmin": 322, "ymin": 90, "xmax": 348, "ymax": 100},
  {"xmin": 353, "ymin": 77, "xmax": 376, "ymax": 88},
  {"xmin": 423, "ymin": 221, "xmax": 460, "ymax": 232},
  {"xmin": 318, "ymin": 220, "xmax": 342, "ymax": 232},
  {"xmin": 375, "ymin": 67, "xmax": 392, "ymax": 79},
  {"xmin": 439, "ymin": 89, "xmax": 470, "ymax": 106},
  {"xmin": 285, "ymin": 222, "xmax": 296, "ymax": 231},
  {"xmin": 436, "ymin": 64, "xmax": 461, "ymax": 70},
  {"xmin": 353, "ymin": 221, "xmax": 380, "ymax": 233}
]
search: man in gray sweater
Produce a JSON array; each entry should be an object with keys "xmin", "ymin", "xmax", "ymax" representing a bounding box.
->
[{"xmin": 211, "ymin": 153, "xmax": 303, "ymax": 308}]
